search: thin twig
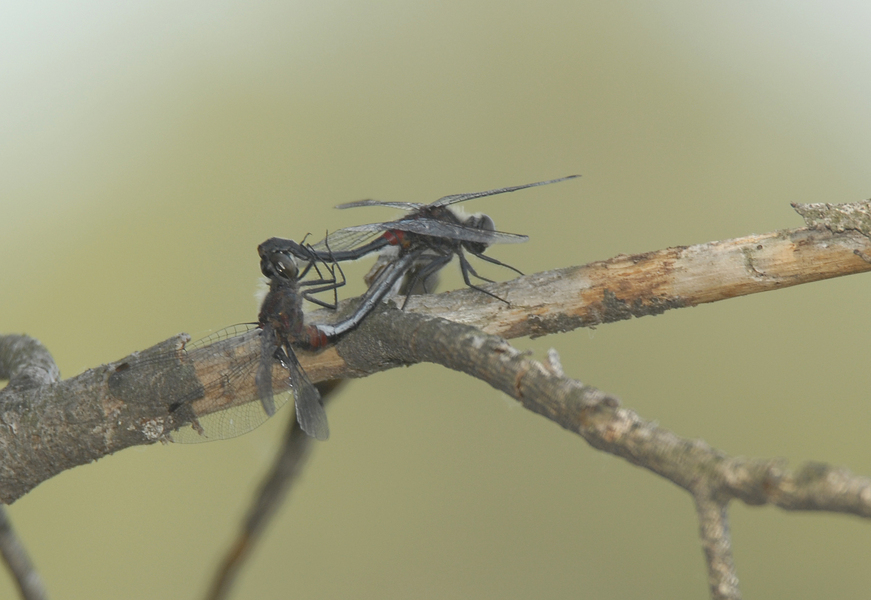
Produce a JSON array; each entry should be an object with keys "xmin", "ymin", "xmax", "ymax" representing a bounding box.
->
[
  {"xmin": 0, "ymin": 507, "xmax": 48, "ymax": 600},
  {"xmin": 204, "ymin": 380, "xmax": 344, "ymax": 600},
  {"xmin": 694, "ymin": 494, "xmax": 740, "ymax": 600},
  {"xmin": 338, "ymin": 309, "xmax": 871, "ymax": 517}
]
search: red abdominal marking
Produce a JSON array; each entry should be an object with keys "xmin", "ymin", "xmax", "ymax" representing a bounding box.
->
[
  {"xmin": 383, "ymin": 230, "xmax": 406, "ymax": 246},
  {"xmin": 303, "ymin": 326, "xmax": 330, "ymax": 350}
]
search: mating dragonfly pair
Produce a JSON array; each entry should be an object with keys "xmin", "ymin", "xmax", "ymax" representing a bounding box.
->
[{"xmin": 165, "ymin": 175, "xmax": 579, "ymax": 442}]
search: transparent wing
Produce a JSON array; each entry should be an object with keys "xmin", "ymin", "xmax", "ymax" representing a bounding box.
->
[
  {"xmin": 335, "ymin": 219, "xmax": 528, "ymax": 246},
  {"xmin": 166, "ymin": 324, "xmax": 295, "ymax": 443},
  {"xmin": 308, "ymin": 227, "xmax": 386, "ymax": 254},
  {"xmin": 282, "ymin": 348, "xmax": 329, "ymax": 440},
  {"xmin": 430, "ymin": 175, "xmax": 580, "ymax": 208},
  {"xmin": 335, "ymin": 200, "xmax": 425, "ymax": 211}
]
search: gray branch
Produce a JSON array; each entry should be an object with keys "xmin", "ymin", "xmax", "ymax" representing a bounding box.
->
[
  {"xmin": 0, "ymin": 336, "xmax": 58, "ymax": 389},
  {"xmin": 694, "ymin": 494, "xmax": 739, "ymax": 600},
  {"xmin": 0, "ymin": 337, "xmax": 54, "ymax": 600},
  {"xmin": 335, "ymin": 309, "xmax": 871, "ymax": 599}
]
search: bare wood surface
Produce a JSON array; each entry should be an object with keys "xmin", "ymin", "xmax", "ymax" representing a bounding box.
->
[{"xmin": 387, "ymin": 225, "xmax": 871, "ymax": 340}]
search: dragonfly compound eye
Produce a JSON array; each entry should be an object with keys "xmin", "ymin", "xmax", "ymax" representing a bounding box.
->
[
  {"xmin": 466, "ymin": 213, "xmax": 496, "ymax": 233},
  {"xmin": 270, "ymin": 253, "xmax": 299, "ymax": 280}
]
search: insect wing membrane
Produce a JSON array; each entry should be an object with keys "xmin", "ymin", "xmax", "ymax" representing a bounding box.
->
[
  {"xmin": 285, "ymin": 349, "xmax": 329, "ymax": 440},
  {"xmin": 309, "ymin": 228, "xmax": 385, "ymax": 254},
  {"xmin": 167, "ymin": 325, "xmax": 293, "ymax": 443},
  {"xmin": 430, "ymin": 175, "xmax": 581, "ymax": 208},
  {"xmin": 335, "ymin": 200, "xmax": 425, "ymax": 211},
  {"xmin": 362, "ymin": 219, "xmax": 529, "ymax": 246}
]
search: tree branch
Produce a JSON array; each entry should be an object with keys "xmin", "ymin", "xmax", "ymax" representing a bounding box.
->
[
  {"xmin": 0, "ymin": 336, "xmax": 59, "ymax": 390},
  {"xmin": 0, "ymin": 336, "xmax": 54, "ymax": 600},
  {"xmin": 1, "ymin": 214, "xmax": 869, "ymax": 508},
  {"xmin": 694, "ymin": 494, "xmax": 739, "ymax": 600},
  {"xmin": 376, "ymin": 224, "xmax": 871, "ymax": 341},
  {"xmin": 333, "ymin": 308, "xmax": 871, "ymax": 599}
]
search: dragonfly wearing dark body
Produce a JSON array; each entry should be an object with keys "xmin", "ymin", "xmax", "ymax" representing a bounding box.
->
[
  {"xmin": 253, "ymin": 247, "xmax": 336, "ymax": 439},
  {"xmin": 147, "ymin": 239, "xmax": 422, "ymax": 442},
  {"xmin": 252, "ymin": 239, "xmax": 436, "ymax": 438},
  {"xmin": 129, "ymin": 248, "xmax": 344, "ymax": 443},
  {"xmin": 262, "ymin": 175, "xmax": 580, "ymax": 306}
]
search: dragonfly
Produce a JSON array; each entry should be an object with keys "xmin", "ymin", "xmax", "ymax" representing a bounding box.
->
[
  {"xmin": 132, "ymin": 247, "xmax": 342, "ymax": 442},
  {"xmin": 107, "ymin": 240, "xmax": 422, "ymax": 443},
  {"xmin": 261, "ymin": 175, "xmax": 580, "ymax": 306},
  {"xmin": 248, "ymin": 241, "xmax": 429, "ymax": 438},
  {"xmin": 252, "ymin": 247, "xmax": 336, "ymax": 439}
]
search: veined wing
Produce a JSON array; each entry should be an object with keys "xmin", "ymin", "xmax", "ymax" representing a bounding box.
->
[
  {"xmin": 165, "ymin": 324, "xmax": 294, "ymax": 443},
  {"xmin": 336, "ymin": 218, "xmax": 528, "ymax": 246},
  {"xmin": 280, "ymin": 346, "xmax": 329, "ymax": 440},
  {"xmin": 430, "ymin": 175, "xmax": 580, "ymax": 208},
  {"xmin": 335, "ymin": 199, "xmax": 426, "ymax": 211},
  {"xmin": 308, "ymin": 227, "xmax": 386, "ymax": 254}
]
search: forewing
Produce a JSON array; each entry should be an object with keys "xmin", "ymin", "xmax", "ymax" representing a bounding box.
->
[
  {"xmin": 284, "ymin": 348, "xmax": 329, "ymax": 440},
  {"xmin": 166, "ymin": 324, "xmax": 293, "ymax": 443},
  {"xmin": 309, "ymin": 227, "xmax": 386, "ymax": 254},
  {"xmin": 381, "ymin": 219, "xmax": 528, "ymax": 245},
  {"xmin": 430, "ymin": 175, "xmax": 580, "ymax": 208},
  {"xmin": 335, "ymin": 200, "xmax": 425, "ymax": 211}
]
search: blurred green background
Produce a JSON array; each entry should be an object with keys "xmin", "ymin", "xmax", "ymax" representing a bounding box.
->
[{"xmin": 3, "ymin": 1, "xmax": 871, "ymax": 598}]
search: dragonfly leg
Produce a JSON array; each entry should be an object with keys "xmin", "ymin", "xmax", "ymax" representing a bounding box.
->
[
  {"xmin": 469, "ymin": 249, "xmax": 524, "ymax": 277},
  {"xmin": 399, "ymin": 253, "xmax": 452, "ymax": 309},
  {"xmin": 457, "ymin": 251, "xmax": 509, "ymax": 305}
]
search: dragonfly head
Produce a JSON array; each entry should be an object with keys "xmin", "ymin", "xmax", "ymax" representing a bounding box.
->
[
  {"xmin": 259, "ymin": 237, "xmax": 318, "ymax": 281},
  {"xmin": 462, "ymin": 213, "xmax": 496, "ymax": 254}
]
